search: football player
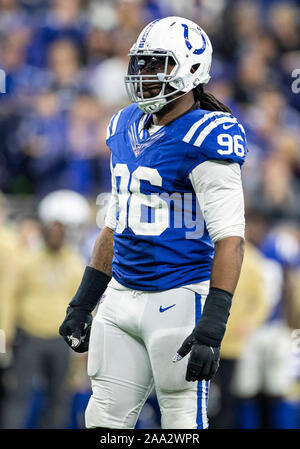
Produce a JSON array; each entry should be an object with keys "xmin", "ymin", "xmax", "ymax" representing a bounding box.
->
[{"xmin": 59, "ymin": 16, "xmax": 246, "ymax": 429}]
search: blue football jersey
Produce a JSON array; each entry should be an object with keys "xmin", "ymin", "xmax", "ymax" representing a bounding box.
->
[{"xmin": 106, "ymin": 103, "xmax": 247, "ymax": 291}]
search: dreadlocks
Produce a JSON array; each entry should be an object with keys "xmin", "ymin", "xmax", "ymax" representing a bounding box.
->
[{"xmin": 193, "ymin": 84, "xmax": 233, "ymax": 114}]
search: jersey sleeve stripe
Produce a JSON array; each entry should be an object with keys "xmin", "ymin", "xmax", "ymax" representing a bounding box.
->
[
  {"xmin": 106, "ymin": 113, "xmax": 117, "ymax": 140},
  {"xmin": 106, "ymin": 109, "xmax": 124, "ymax": 140},
  {"xmin": 193, "ymin": 116, "xmax": 238, "ymax": 147},
  {"xmin": 182, "ymin": 111, "xmax": 231, "ymax": 144},
  {"xmin": 238, "ymin": 123, "xmax": 247, "ymax": 139},
  {"xmin": 111, "ymin": 109, "xmax": 123, "ymax": 136}
]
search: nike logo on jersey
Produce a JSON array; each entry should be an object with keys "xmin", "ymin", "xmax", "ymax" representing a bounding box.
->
[
  {"xmin": 223, "ymin": 123, "xmax": 235, "ymax": 129},
  {"xmin": 159, "ymin": 304, "xmax": 176, "ymax": 313}
]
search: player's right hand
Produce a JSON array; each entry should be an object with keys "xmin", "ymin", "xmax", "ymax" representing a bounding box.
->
[
  {"xmin": 173, "ymin": 334, "xmax": 220, "ymax": 381},
  {"xmin": 59, "ymin": 306, "xmax": 93, "ymax": 353}
]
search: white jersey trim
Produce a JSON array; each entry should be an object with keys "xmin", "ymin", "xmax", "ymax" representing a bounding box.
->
[
  {"xmin": 182, "ymin": 111, "xmax": 231, "ymax": 144},
  {"xmin": 193, "ymin": 116, "xmax": 238, "ymax": 147},
  {"xmin": 106, "ymin": 109, "xmax": 124, "ymax": 140}
]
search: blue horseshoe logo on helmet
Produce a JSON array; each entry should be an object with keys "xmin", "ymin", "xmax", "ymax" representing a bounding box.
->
[{"xmin": 181, "ymin": 24, "xmax": 206, "ymax": 55}]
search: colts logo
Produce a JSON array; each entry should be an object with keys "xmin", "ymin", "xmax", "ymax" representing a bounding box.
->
[{"xmin": 181, "ymin": 24, "xmax": 206, "ymax": 55}]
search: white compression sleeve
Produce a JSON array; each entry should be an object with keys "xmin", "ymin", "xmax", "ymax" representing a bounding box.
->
[{"xmin": 189, "ymin": 160, "xmax": 245, "ymax": 242}]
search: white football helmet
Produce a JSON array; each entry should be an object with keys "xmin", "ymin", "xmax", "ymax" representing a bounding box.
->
[
  {"xmin": 124, "ymin": 16, "xmax": 212, "ymax": 114},
  {"xmin": 38, "ymin": 190, "xmax": 91, "ymax": 226}
]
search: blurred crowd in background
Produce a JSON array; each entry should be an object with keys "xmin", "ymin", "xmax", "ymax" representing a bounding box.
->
[{"xmin": 0, "ymin": 0, "xmax": 300, "ymax": 429}]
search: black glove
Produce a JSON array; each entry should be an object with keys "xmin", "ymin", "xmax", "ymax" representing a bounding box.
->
[
  {"xmin": 59, "ymin": 306, "xmax": 93, "ymax": 353},
  {"xmin": 173, "ymin": 287, "xmax": 233, "ymax": 382},
  {"xmin": 173, "ymin": 334, "xmax": 220, "ymax": 381},
  {"xmin": 59, "ymin": 266, "xmax": 111, "ymax": 353}
]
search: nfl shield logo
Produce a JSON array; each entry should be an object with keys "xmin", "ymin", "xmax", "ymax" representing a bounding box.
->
[{"xmin": 134, "ymin": 144, "xmax": 142, "ymax": 156}]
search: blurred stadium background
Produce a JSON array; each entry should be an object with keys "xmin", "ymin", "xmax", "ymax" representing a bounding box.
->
[{"xmin": 0, "ymin": 0, "xmax": 300, "ymax": 429}]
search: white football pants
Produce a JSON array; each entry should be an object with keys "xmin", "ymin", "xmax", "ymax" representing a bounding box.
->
[{"xmin": 85, "ymin": 277, "xmax": 210, "ymax": 429}]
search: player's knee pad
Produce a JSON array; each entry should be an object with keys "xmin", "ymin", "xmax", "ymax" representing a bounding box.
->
[
  {"xmin": 85, "ymin": 381, "xmax": 139, "ymax": 429},
  {"xmin": 157, "ymin": 382, "xmax": 209, "ymax": 429}
]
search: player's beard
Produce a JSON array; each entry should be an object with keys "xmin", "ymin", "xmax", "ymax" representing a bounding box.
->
[
  {"xmin": 137, "ymin": 83, "xmax": 161, "ymax": 99},
  {"xmin": 137, "ymin": 81, "xmax": 179, "ymax": 102},
  {"xmin": 137, "ymin": 81, "xmax": 184, "ymax": 116}
]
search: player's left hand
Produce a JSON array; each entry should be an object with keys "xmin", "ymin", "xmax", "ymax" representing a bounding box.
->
[
  {"xmin": 173, "ymin": 334, "xmax": 220, "ymax": 381},
  {"xmin": 59, "ymin": 306, "xmax": 93, "ymax": 353}
]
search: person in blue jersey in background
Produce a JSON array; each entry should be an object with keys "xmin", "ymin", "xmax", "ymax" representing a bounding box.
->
[{"xmin": 59, "ymin": 16, "xmax": 247, "ymax": 429}]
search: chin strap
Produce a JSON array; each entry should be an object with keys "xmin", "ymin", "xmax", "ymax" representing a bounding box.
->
[{"xmin": 137, "ymin": 97, "xmax": 167, "ymax": 114}]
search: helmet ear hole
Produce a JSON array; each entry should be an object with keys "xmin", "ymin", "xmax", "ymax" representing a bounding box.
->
[{"xmin": 191, "ymin": 63, "xmax": 200, "ymax": 74}]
